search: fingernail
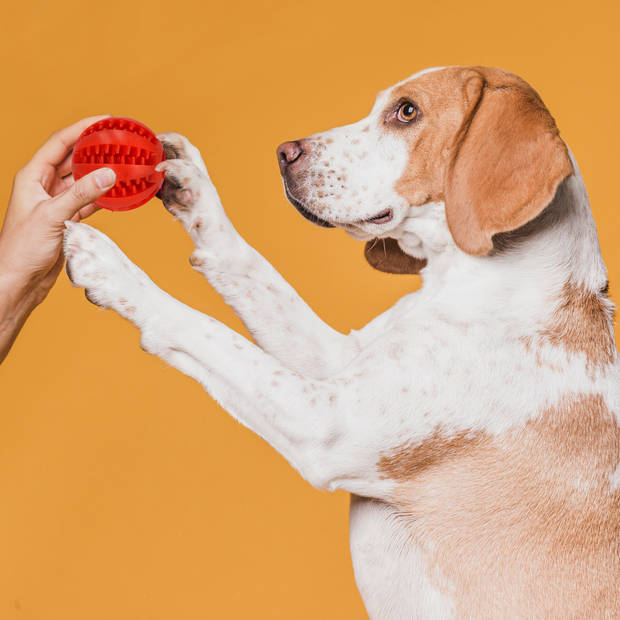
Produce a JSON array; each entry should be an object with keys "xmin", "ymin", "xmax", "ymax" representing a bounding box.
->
[{"xmin": 95, "ymin": 168, "xmax": 116, "ymax": 189}]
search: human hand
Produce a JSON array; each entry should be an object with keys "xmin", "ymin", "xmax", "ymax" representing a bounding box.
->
[
  {"xmin": 0, "ymin": 116, "xmax": 116, "ymax": 309},
  {"xmin": 0, "ymin": 116, "xmax": 117, "ymax": 362}
]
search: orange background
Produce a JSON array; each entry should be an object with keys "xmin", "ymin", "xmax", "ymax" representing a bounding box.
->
[{"xmin": 1, "ymin": 1, "xmax": 619, "ymax": 618}]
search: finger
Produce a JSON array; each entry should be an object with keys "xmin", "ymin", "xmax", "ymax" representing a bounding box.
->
[
  {"xmin": 73, "ymin": 203, "xmax": 100, "ymax": 222},
  {"xmin": 57, "ymin": 150, "xmax": 75, "ymax": 178},
  {"xmin": 49, "ymin": 172, "xmax": 73, "ymax": 197},
  {"xmin": 45, "ymin": 167, "xmax": 115, "ymax": 223},
  {"xmin": 70, "ymin": 207, "xmax": 89, "ymax": 222},
  {"xmin": 78, "ymin": 203, "xmax": 100, "ymax": 220},
  {"xmin": 25, "ymin": 115, "xmax": 111, "ymax": 175}
]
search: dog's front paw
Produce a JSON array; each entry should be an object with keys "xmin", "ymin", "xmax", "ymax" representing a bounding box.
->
[
  {"xmin": 155, "ymin": 133, "xmax": 224, "ymax": 234},
  {"xmin": 155, "ymin": 158, "xmax": 204, "ymax": 220},
  {"xmin": 63, "ymin": 222, "xmax": 148, "ymax": 316},
  {"xmin": 157, "ymin": 132, "xmax": 207, "ymax": 174}
]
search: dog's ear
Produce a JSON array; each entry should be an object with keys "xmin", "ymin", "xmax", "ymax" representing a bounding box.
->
[
  {"xmin": 445, "ymin": 71, "xmax": 574, "ymax": 256},
  {"xmin": 364, "ymin": 238, "xmax": 427, "ymax": 274}
]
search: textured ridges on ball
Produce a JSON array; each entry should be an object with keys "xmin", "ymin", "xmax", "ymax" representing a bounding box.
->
[
  {"xmin": 83, "ymin": 117, "xmax": 160, "ymax": 145},
  {"xmin": 73, "ymin": 144, "xmax": 159, "ymax": 166},
  {"xmin": 106, "ymin": 175, "xmax": 158, "ymax": 198}
]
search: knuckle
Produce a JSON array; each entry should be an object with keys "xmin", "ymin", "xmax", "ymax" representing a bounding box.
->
[
  {"xmin": 71, "ymin": 182, "xmax": 92, "ymax": 204},
  {"xmin": 34, "ymin": 200, "xmax": 58, "ymax": 225},
  {"xmin": 13, "ymin": 165, "xmax": 33, "ymax": 185},
  {"xmin": 48, "ymin": 128, "xmax": 62, "ymax": 143}
]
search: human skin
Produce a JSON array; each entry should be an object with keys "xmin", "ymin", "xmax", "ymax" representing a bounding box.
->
[{"xmin": 0, "ymin": 116, "xmax": 117, "ymax": 363}]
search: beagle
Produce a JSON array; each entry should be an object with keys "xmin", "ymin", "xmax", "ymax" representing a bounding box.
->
[{"xmin": 63, "ymin": 66, "xmax": 620, "ymax": 619}]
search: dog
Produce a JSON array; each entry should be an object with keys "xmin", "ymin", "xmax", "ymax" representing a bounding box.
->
[{"xmin": 63, "ymin": 66, "xmax": 620, "ymax": 619}]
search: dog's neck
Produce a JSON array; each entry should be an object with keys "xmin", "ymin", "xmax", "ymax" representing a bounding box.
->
[{"xmin": 393, "ymin": 154, "xmax": 609, "ymax": 330}]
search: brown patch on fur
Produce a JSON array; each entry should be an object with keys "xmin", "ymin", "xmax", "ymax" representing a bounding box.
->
[
  {"xmin": 364, "ymin": 237, "xmax": 427, "ymax": 274},
  {"xmin": 381, "ymin": 393, "xmax": 620, "ymax": 617},
  {"xmin": 447, "ymin": 68, "xmax": 573, "ymax": 255},
  {"xmin": 390, "ymin": 70, "xmax": 466, "ymax": 207},
  {"xmin": 377, "ymin": 427, "xmax": 483, "ymax": 481},
  {"xmin": 189, "ymin": 253, "xmax": 203, "ymax": 267},
  {"xmin": 390, "ymin": 67, "xmax": 573, "ymax": 256},
  {"xmin": 540, "ymin": 281, "xmax": 615, "ymax": 370}
]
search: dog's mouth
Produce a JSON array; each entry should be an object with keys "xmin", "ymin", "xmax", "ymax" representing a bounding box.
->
[
  {"xmin": 283, "ymin": 181, "xmax": 395, "ymax": 229},
  {"xmin": 364, "ymin": 209, "xmax": 393, "ymax": 225},
  {"xmin": 283, "ymin": 183, "xmax": 335, "ymax": 228}
]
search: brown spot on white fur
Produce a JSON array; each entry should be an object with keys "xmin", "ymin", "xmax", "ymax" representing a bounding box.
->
[
  {"xmin": 377, "ymin": 427, "xmax": 482, "ymax": 480},
  {"xmin": 379, "ymin": 393, "xmax": 620, "ymax": 617},
  {"xmin": 540, "ymin": 281, "xmax": 615, "ymax": 370}
]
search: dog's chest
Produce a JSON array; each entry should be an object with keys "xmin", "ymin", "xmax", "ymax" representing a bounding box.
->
[{"xmin": 348, "ymin": 495, "xmax": 454, "ymax": 620}]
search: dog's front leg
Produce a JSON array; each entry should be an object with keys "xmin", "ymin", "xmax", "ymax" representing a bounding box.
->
[
  {"xmin": 154, "ymin": 133, "xmax": 363, "ymax": 379},
  {"xmin": 64, "ymin": 221, "xmax": 407, "ymax": 498}
]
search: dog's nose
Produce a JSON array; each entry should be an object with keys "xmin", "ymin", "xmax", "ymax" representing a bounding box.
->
[{"xmin": 277, "ymin": 140, "xmax": 304, "ymax": 173}]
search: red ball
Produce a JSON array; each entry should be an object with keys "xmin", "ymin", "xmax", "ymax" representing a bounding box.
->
[{"xmin": 72, "ymin": 117, "xmax": 165, "ymax": 211}]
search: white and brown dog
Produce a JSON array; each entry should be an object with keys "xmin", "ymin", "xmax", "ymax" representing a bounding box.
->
[{"xmin": 63, "ymin": 66, "xmax": 620, "ymax": 618}]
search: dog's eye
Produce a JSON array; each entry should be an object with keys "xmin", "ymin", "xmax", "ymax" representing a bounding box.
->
[{"xmin": 397, "ymin": 102, "xmax": 419, "ymax": 123}]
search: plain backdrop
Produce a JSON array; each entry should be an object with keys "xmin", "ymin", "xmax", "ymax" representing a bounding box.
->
[{"xmin": 1, "ymin": 1, "xmax": 619, "ymax": 618}]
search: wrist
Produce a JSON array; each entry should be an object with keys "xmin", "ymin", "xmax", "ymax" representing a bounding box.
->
[
  {"xmin": 0, "ymin": 265, "xmax": 39, "ymax": 323},
  {"xmin": 0, "ymin": 258, "xmax": 49, "ymax": 363},
  {"xmin": 0, "ymin": 268, "xmax": 40, "ymax": 363}
]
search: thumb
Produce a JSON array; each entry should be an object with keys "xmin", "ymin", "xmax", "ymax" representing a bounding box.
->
[{"xmin": 47, "ymin": 168, "xmax": 116, "ymax": 221}]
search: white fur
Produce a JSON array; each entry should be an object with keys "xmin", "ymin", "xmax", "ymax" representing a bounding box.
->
[
  {"xmin": 63, "ymin": 69, "xmax": 619, "ymax": 618},
  {"xmin": 349, "ymin": 497, "xmax": 454, "ymax": 619}
]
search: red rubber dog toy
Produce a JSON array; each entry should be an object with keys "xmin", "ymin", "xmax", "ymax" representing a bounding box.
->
[{"xmin": 72, "ymin": 117, "xmax": 165, "ymax": 211}]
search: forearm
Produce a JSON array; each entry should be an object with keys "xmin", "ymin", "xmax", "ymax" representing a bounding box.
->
[
  {"xmin": 196, "ymin": 233, "xmax": 361, "ymax": 378},
  {"xmin": 0, "ymin": 271, "xmax": 40, "ymax": 363}
]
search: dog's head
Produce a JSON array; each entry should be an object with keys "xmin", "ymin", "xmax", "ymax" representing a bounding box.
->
[{"xmin": 277, "ymin": 66, "xmax": 574, "ymax": 273}]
